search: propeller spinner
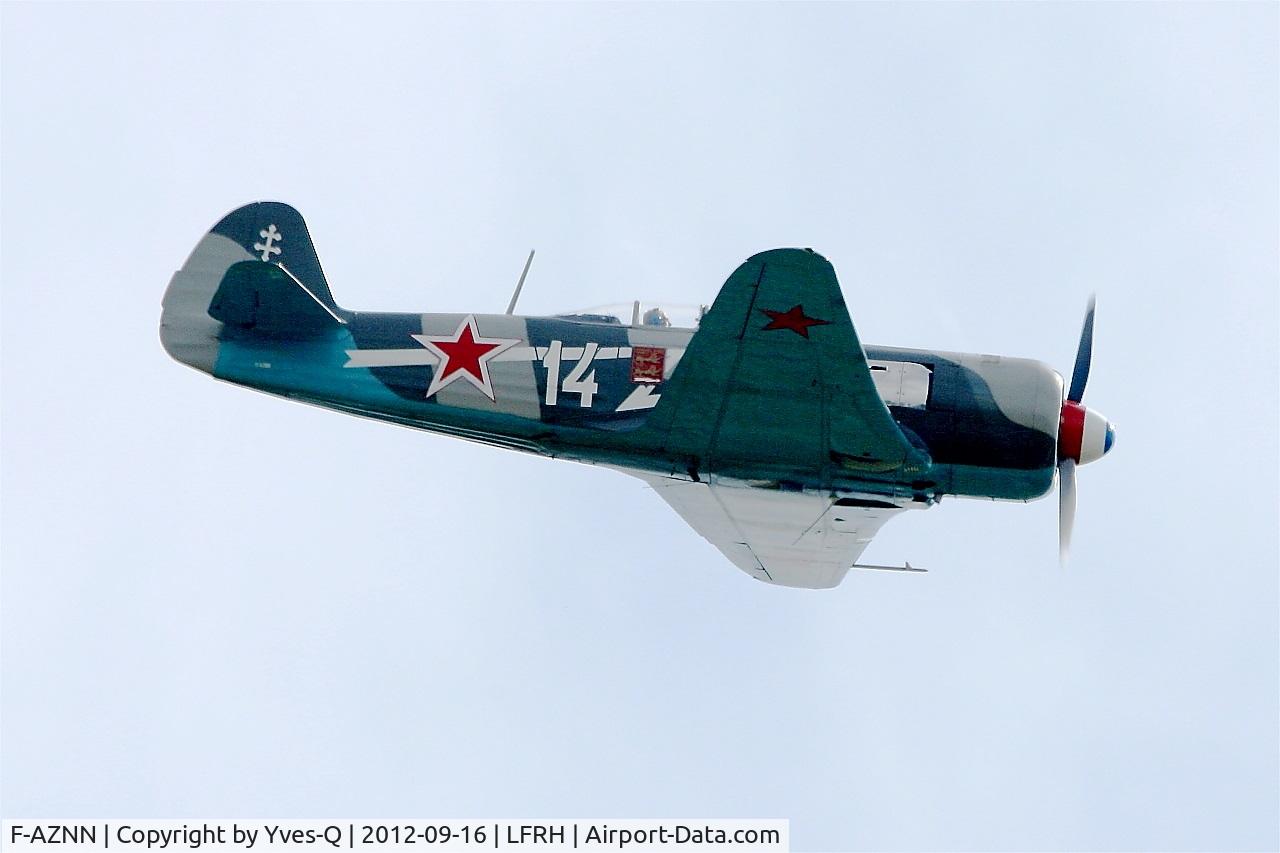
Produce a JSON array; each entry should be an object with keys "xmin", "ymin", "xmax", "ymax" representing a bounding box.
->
[{"xmin": 1058, "ymin": 296, "xmax": 1116, "ymax": 563}]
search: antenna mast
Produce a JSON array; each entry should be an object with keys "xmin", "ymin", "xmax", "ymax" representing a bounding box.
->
[{"xmin": 505, "ymin": 250, "xmax": 536, "ymax": 315}]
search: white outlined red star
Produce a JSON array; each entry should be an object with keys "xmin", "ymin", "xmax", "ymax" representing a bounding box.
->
[{"xmin": 411, "ymin": 315, "xmax": 521, "ymax": 401}]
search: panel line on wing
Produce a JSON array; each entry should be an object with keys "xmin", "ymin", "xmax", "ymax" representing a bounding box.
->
[
  {"xmin": 703, "ymin": 262, "xmax": 769, "ymax": 474},
  {"xmin": 707, "ymin": 483, "xmax": 772, "ymax": 581},
  {"xmin": 735, "ymin": 262, "xmax": 767, "ymax": 341}
]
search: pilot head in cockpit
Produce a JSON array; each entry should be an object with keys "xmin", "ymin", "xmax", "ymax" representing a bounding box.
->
[{"xmin": 642, "ymin": 307, "xmax": 671, "ymax": 328}]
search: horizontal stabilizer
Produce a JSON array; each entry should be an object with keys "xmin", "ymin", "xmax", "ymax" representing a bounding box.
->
[{"xmin": 210, "ymin": 261, "xmax": 345, "ymax": 337}]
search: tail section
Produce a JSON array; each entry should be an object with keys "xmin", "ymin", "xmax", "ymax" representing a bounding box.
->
[{"xmin": 161, "ymin": 202, "xmax": 344, "ymax": 372}]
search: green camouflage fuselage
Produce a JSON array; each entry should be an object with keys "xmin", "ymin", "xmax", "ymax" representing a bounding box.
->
[{"xmin": 162, "ymin": 205, "xmax": 1062, "ymax": 507}]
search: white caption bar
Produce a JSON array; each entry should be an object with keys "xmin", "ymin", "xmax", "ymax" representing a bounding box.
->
[{"xmin": 3, "ymin": 820, "xmax": 788, "ymax": 852}]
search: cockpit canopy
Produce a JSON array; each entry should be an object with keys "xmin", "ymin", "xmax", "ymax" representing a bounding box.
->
[{"xmin": 554, "ymin": 302, "xmax": 709, "ymax": 329}]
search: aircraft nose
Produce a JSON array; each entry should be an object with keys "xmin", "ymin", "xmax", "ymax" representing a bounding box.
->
[
  {"xmin": 1059, "ymin": 401, "xmax": 1114, "ymax": 465},
  {"xmin": 1078, "ymin": 406, "xmax": 1112, "ymax": 465}
]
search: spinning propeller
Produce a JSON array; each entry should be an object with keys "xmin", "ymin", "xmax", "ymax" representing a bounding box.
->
[{"xmin": 1057, "ymin": 296, "xmax": 1116, "ymax": 563}]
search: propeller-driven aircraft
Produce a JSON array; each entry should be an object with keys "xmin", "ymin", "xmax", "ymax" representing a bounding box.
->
[{"xmin": 161, "ymin": 202, "xmax": 1115, "ymax": 589}]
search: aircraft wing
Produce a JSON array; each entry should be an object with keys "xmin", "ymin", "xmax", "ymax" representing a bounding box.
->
[
  {"xmin": 635, "ymin": 474, "xmax": 902, "ymax": 589},
  {"xmin": 644, "ymin": 248, "xmax": 930, "ymax": 479}
]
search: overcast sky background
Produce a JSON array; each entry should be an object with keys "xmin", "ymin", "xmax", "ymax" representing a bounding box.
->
[{"xmin": 3, "ymin": 4, "xmax": 1277, "ymax": 850}]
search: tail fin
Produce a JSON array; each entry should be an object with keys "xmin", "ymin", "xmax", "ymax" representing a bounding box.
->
[{"xmin": 161, "ymin": 202, "xmax": 345, "ymax": 372}]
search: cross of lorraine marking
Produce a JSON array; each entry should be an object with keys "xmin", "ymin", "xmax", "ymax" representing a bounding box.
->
[{"xmin": 254, "ymin": 224, "xmax": 283, "ymax": 261}]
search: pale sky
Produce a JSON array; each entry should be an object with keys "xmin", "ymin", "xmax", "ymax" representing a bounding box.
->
[{"xmin": 3, "ymin": 3, "xmax": 1277, "ymax": 850}]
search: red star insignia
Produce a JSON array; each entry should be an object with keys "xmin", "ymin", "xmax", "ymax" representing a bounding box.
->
[
  {"xmin": 412, "ymin": 315, "xmax": 520, "ymax": 401},
  {"xmin": 760, "ymin": 305, "xmax": 830, "ymax": 338}
]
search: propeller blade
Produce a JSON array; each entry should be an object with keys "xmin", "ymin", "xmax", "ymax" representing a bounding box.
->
[
  {"xmin": 1067, "ymin": 295, "xmax": 1096, "ymax": 403},
  {"xmin": 1058, "ymin": 458, "xmax": 1076, "ymax": 565}
]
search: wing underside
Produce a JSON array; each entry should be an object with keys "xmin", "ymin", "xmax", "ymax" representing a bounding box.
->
[{"xmin": 635, "ymin": 473, "xmax": 903, "ymax": 589}]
